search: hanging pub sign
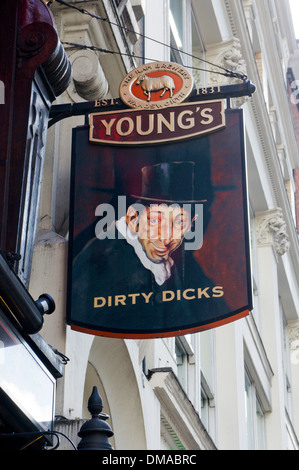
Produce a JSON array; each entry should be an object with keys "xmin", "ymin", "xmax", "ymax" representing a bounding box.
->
[{"xmin": 66, "ymin": 61, "xmax": 253, "ymax": 339}]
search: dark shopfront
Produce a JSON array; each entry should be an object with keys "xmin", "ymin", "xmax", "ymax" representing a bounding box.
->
[
  {"xmin": 0, "ymin": 0, "xmax": 71, "ymax": 450},
  {"xmin": 0, "ymin": 251, "xmax": 65, "ymax": 450}
]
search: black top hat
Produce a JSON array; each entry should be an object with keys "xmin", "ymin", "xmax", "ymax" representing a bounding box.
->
[{"xmin": 131, "ymin": 162, "xmax": 207, "ymax": 204}]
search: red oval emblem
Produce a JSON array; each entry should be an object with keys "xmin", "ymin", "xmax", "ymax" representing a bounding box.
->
[{"xmin": 119, "ymin": 62, "xmax": 193, "ymax": 110}]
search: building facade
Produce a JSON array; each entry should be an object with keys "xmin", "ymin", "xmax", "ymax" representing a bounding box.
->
[{"xmin": 7, "ymin": 0, "xmax": 299, "ymax": 450}]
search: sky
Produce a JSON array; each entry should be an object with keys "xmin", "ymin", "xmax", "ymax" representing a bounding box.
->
[{"xmin": 289, "ymin": 0, "xmax": 299, "ymax": 38}]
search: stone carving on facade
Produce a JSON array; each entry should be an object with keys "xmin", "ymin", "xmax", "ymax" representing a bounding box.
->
[
  {"xmin": 289, "ymin": 321, "xmax": 299, "ymax": 367},
  {"xmin": 256, "ymin": 208, "xmax": 290, "ymax": 258},
  {"xmin": 208, "ymin": 38, "xmax": 247, "ymax": 85},
  {"xmin": 289, "ymin": 321, "xmax": 299, "ymax": 349},
  {"xmin": 69, "ymin": 49, "xmax": 109, "ymax": 102},
  {"xmin": 207, "ymin": 37, "xmax": 248, "ymax": 107}
]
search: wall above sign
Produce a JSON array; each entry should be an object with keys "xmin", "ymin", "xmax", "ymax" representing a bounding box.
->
[{"xmin": 119, "ymin": 62, "xmax": 194, "ymax": 110}]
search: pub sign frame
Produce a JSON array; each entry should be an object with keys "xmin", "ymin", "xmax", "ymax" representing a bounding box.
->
[{"xmin": 66, "ymin": 62, "xmax": 253, "ymax": 339}]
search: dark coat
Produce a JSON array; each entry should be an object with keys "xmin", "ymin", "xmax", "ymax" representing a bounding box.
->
[{"xmin": 68, "ymin": 228, "xmax": 229, "ymax": 336}]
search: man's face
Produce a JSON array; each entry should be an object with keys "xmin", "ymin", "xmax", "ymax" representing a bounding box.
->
[{"xmin": 136, "ymin": 204, "xmax": 194, "ymax": 263}]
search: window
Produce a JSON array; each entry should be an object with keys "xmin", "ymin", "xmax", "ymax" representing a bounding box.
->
[
  {"xmin": 200, "ymin": 330, "xmax": 216, "ymax": 437},
  {"xmin": 200, "ymin": 387, "xmax": 209, "ymax": 429},
  {"xmin": 200, "ymin": 372, "xmax": 215, "ymax": 434},
  {"xmin": 169, "ymin": 0, "xmax": 185, "ymax": 63},
  {"xmin": 175, "ymin": 335, "xmax": 194, "ymax": 391},
  {"xmin": 175, "ymin": 339, "xmax": 187, "ymax": 387},
  {"xmin": 256, "ymin": 399, "xmax": 266, "ymax": 448},
  {"xmin": 249, "ymin": 204, "xmax": 261, "ymax": 328},
  {"xmin": 190, "ymin": 10, "xmax": 205, "ymax": 87},
  {"xmin": 281, "ymin": 306, "xmax": 293, "ymax": 416},
  {"xmin": 169, "ymin": 0, "xmax": 205, "ymax": 86},
  {"xmin": 169, "ymin": 0, "xmax": 184, "ymax": 50},
  {"xmin": 111, "ymin": 0, "xmax": 141, "ymax": 52},
  {"xmin": 244, "ymin": 369, "xmax": 266, "ymax": 450}
]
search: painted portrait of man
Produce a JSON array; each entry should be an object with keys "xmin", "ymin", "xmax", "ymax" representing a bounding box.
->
[
  {"xmin": 67, "ymin": 108, "xmax": 252, "ymax": 338},
  {"xmin": 109, "ymin": 162, "xmax": 203, "ymax": 286}
]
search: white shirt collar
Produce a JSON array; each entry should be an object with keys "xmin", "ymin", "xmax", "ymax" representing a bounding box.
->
[{"xmin": 116, "ymin": 216, "xmax": 173, "ymax": 286}]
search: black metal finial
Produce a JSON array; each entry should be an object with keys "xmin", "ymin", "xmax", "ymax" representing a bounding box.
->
[
  {"xmin": 77, "ymin": 386, "xmax": 114, "ymax": 450},
  {"xmin": 88, "ymin": 386, "xmax": 103, "ymax": 417}
]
